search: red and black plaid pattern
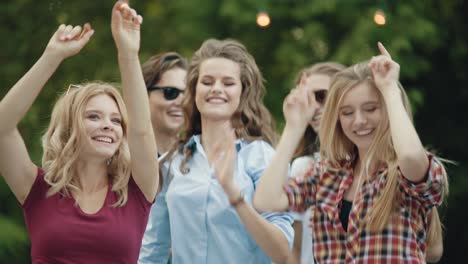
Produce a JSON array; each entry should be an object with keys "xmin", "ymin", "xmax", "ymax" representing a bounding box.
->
[{"xmin": 283, "ymin": 155, "xmax": 446, "ymax": 263}]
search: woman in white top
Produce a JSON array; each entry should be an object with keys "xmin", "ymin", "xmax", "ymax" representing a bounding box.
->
[{"xmin": 286, "ymin": 62, "xmax": 345, "ymax": 264}]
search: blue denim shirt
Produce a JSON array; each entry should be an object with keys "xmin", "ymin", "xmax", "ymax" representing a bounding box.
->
[{"xmin": 139, "ymin": 135, "xmax": 294, "ymax": 264}]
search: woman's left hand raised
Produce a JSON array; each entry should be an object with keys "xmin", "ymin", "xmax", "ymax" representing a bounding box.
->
[
  {"xmin": 111, "ymin": 0, "xmax": 143, "ymax": 54},
  {"xmin": 369, "ymin": 42, "xmax": 400, "ymax": 92}
]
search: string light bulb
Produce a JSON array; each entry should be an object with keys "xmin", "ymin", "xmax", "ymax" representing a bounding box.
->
[
  {"xmin": 374, "ymin": 9, "xmax": 386, "ymax": 26},
  {"xmin": 256, "ymin": 11, "xmax": 271, "ymax": 27}
]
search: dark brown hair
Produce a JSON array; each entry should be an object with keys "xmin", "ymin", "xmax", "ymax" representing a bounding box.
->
[{"xmin": 142, "ymin": 52, "xmax": 188, "ymax": 88}]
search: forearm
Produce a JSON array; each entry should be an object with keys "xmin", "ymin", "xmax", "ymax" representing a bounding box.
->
[
  {"xmin": 234, "ymin": 202, "xmax": 291, "ymax": 263},
  {"xmin": 0, "ymin": 53, "xmax": 62, "ymax": 133},
  {"xmin": 381, "ymin": 84, "xmax": 428, "ymax": 181},
  {"xmin": 286, "ymin": 221, "xmax": 302, "ymax": 264},
  {"xmin": 254, "ymin": 125, "xmax": 303, "ymax": 211},
  {"xmin": 118, "ymin": 53, "xmax": 159, "ymax": 199},
  {"xmin": 118, "ymin": 54, "xmax": 153, "ymax": 135}
]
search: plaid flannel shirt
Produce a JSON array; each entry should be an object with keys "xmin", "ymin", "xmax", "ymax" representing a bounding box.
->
[{"xmin": 283, "ymin": 155, "xmax": 446, "ymax": 264}]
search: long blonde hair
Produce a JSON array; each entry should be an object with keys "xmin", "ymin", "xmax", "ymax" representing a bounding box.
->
[
  {"xmin": 319, "ymin": 62, "xmax": 448, "ymax": 232},
  {"xmin": 166, "ymin": 39, "xmax": 277, "ymax": 173},
  {"xmin": 42, "ymin": 82, "xmax": 131, "ymax": 206}
]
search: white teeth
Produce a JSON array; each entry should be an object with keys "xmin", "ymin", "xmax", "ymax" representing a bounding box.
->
[
  {"xmin": 355, "ymin": 129, "xmax": 373, "ymax": 136},
  {"xmin": 168, "ymin": 111, "xmax": 183, "ymax": 117},
  {"xmin": 94, "ymin": 136, "xmax": 113, "ymax": 143},
  {"xmin": 207, "ymin": 98, "xmax": 226, "ymax": 103}
]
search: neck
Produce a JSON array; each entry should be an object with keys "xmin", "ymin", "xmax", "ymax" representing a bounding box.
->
[
  {"xmin": 354, "ymin": 152, "xmax": 379, "ymax": 178},
  {"xmin": 76, "ymin": 158, "xmax": 109, "ymax": 193},
  {"xmin": 153, "ymin": 125, "xmax": 178, "ymax": 154},
  {"xmin": 200, "ymin": 118, "xmax": 234, "ymax": 162}
]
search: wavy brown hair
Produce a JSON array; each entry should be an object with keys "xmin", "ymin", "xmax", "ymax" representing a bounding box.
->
[
  {"xmin": 42, "ymin": 82, "xmax": 131, "ymax": 207},
  {"xmin": 163, "ymin": 39, "xmax": 277, "ymax": 173},
  {"xmin": 293, "ymin": 62, "xmax": 346, "ymax": 158},
  {"xmin": 319, "ymin": 62, "xmax": 448, "ymax": 232}
]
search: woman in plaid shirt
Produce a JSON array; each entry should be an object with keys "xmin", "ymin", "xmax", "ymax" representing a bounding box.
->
[{"xmin": 254, "ymin": 43, "xmax": 448, "ymax": 263}]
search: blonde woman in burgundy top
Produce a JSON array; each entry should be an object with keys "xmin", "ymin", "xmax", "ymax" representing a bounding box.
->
[{"xmin": 0, "ymin": 1, "xmax": 158, "ymax": 263}]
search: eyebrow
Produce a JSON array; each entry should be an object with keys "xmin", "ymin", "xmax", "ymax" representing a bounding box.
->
[
  {"xmin": 200, "ymin": 75, "xmax": 237, "ymax": 81},
  {"xmin": 339, "ymin": 101, "xmax": 379, "ymax": 110},
  {"xmin": 85, "ymin": 109, "xmax": 121, "ymax": 117}
]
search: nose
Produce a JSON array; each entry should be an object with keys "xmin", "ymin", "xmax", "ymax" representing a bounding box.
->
[
  {"xmin": 210, "ymin": 80, "xmax": 223, "ymax": 94},
  {"xmin": 354, "ymin": 110, "xmax": 367, "ymax": 127},
  {"xmin": 174, "ymin": 90, "xmax": 185, "ymax": 105},
  {"xmin": 101, "ymin": 118, "xmax": 114, "ymax": 131}
]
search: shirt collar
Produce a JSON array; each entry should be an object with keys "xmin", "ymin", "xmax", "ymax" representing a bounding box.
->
[{"xmin": 184, "ymin": 134, "xmax": 244, "ymax": 156}]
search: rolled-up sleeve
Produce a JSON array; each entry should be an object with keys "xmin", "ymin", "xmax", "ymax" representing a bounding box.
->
[
  {"xmin": 244, "ymin": 140, "xmax": 295, "ymax": 248},
  {"xmin": 283, "ymin": 175, "xmax": 317, "ymax": 214},
  {"xmin": 138, "ymin": 169, "xmax": 172, "ymax": 264},
  {"xmin": 399, "ymin": 154, "xmax": 448, "ymax": 210}
]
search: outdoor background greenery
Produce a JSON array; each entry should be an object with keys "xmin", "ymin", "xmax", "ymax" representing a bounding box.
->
[{"xmin": 1, "ymin": 0, "xmax": 467, "ymax": 263}]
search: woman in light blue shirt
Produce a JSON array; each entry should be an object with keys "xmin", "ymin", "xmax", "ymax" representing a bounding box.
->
[{"xmin": 139, "ymin": 39, "xmax": 294, "ymax": 264}]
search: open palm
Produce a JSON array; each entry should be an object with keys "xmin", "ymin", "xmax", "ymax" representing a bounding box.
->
[
  {"xmin": 111, "ymin": 1, "xmax": 142, "ymax": 54},
  {"xmin": 212, "ymin": 129, "xmax": 240, "ymax": 200},
  {"xmin": 283, "ymin": 86, "xmax": 318, "ymax": 129},
  {"xmin": 45, "ymin": 23, "xmax": 94, "ymax": 60}
]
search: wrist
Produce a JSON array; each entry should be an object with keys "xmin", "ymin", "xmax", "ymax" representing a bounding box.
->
[
  {"xmin": 283, "ymin": 125, "xmax": 306, "ymax": 144},
  {"xmin": 118, "ymin": 51, "xmax": 140, "ymax": 61},
  {"xmin": 380, "ymin": 84, "xmax": 401, "ymax": 101},
  {"xmin": 378, "ymin": 81, "xmax": 400, "ymax": 93},
  {"xmin": 230, "ymin": 190, "xmax": 246, "ymax": 207},
  {"xmin": 40, "ymin": 51, "xmax": 64, "ymax": 66}
]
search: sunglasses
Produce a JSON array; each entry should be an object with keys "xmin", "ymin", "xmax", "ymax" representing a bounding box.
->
[
  {"xmin": 147, "ymin": 85, "xmax": 185, "ymax": 100},
  {"xmin": 314, "ymin": 89, "xmax": 328, "ymax": 104}
]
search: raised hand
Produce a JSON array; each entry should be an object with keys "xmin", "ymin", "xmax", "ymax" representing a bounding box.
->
[
  {"xmin": 111, "ymin": 0, "xmax": 143, "ymax": 54},
  {"xmin": 212, "ymin": 127, "xmax": 241, "ymax": 203},
  {"xmin": 283, "ymin": 85, "xmax": 318, "ymax": 130},
  {"xmin": 368, "ymin": 42, "xmax": 400, "ymax": 92},
  {"xmin": 44, "ymin": 23, "xmax": 94, "ymax": 60}
]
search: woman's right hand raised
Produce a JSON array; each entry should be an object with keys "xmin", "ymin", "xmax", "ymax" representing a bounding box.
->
[
  {"xmin": 283, "ymin": 85, "xmax": 318, "ymax": 130},
  {"xmin": 43, "ymin": 23, "xmax": 94, "ymax": 61}
]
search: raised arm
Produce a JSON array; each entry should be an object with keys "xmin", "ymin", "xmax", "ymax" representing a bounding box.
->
[
  {"xmin": 111, "ymin": 1, "xmax": 158, "ymax": 202},
  {"xmin": 253, "ymin": 87, "xmax": 317, "ymax": 212},
  {"xmin": 0, "ymin": 24, "xmax": 94, "ymax": 204},
  {"xmin": 369, "ymin": 42, "xmax": 429, "ymax": 182}
]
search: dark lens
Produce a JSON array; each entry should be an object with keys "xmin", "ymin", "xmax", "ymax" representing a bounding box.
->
[
  {"xmin": 163, "ymin": 87, "xmax": 181, "ymax": 100},
  {"xmin": 315, "ymin": 90, "xmax": 328, "ymax": 104}
]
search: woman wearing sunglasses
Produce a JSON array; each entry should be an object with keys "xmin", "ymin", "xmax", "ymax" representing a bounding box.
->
[
  {"xmin": 254, "ymin": 43, "xmax": 448, "ymax": 263},
  {"xmin": 0, "ymin": 2, "xmax": 159, "ymax": 263},
  {"xmin": 139, "ymin": 52, "xmax": 188, "ymax": 262},
  {"xmin": 286, "ymin": 62, "xmax": 345, "ymax": 264},
  {"xmin": 146, "ymin": 39, "xmax": 294, "ymax": 263}
]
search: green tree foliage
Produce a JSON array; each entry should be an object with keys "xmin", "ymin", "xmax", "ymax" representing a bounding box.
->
[{"xmin": 1, "ymin": 0, "xmax": 467, "ymax": 262}]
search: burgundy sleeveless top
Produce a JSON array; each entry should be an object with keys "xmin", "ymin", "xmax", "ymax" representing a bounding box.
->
[{"xmin": 22, "ymin": 168, "xmax": 152, "ymax": 264}]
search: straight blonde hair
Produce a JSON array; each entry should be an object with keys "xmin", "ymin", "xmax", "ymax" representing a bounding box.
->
[{"xmin": 319, "ymin": 62, "xmax": 448, "ymax": 232}]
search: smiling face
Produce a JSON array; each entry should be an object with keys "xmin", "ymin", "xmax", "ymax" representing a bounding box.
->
[
  {"xmin": 82, "ymin": 94, "xmax": 123, "ymax": 160},
  {"xmin": 195, "ymin": 57, "xmax": 242, "ymax": 122},
  {"xmin": 338, "ymin": 81, "xmax": 382, "ymax": 155},
  {"xmin": 148, "ymin": 67, "xmax": 187, "ymax": 135}
]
